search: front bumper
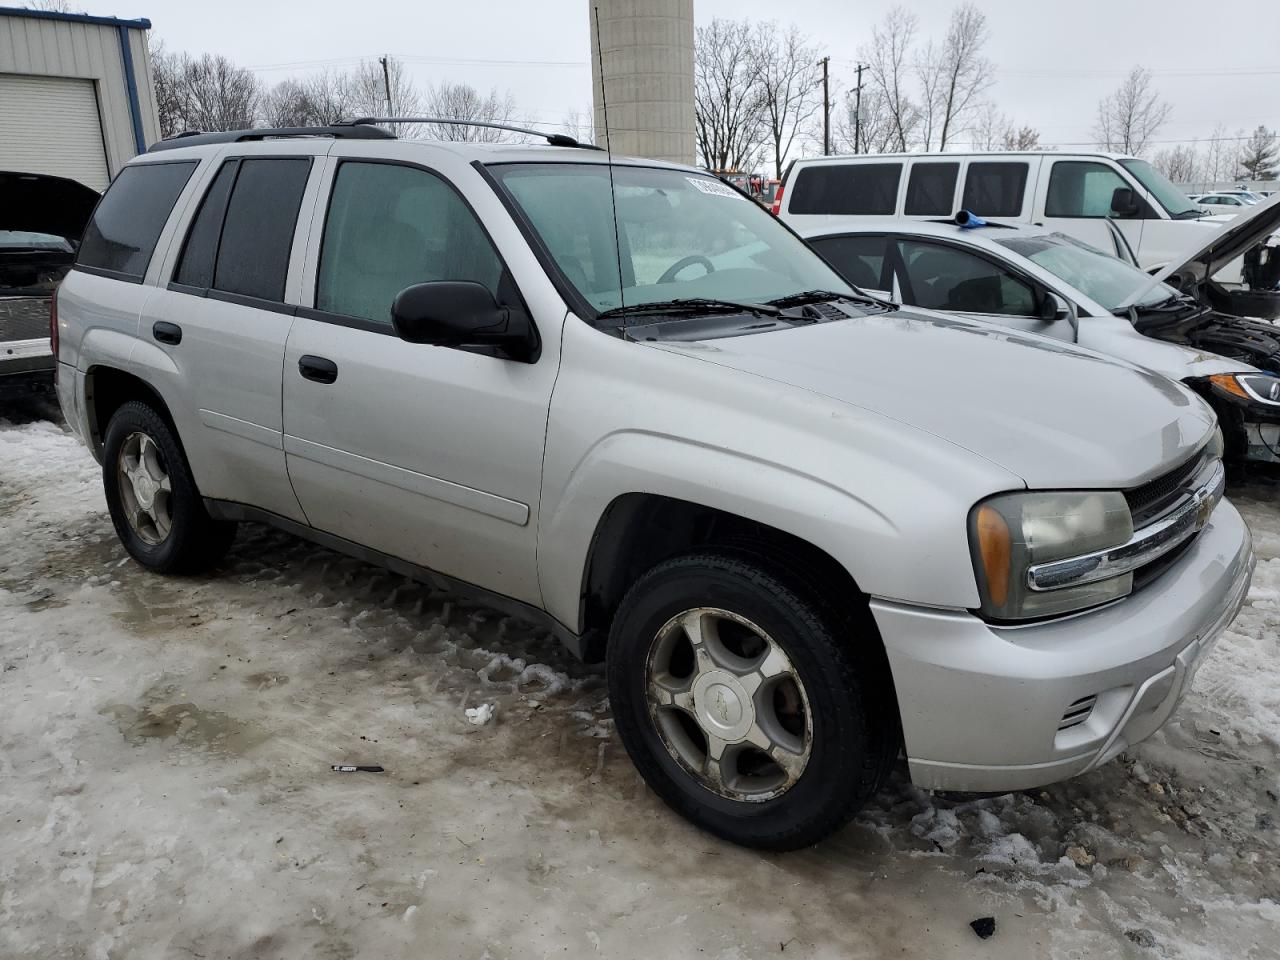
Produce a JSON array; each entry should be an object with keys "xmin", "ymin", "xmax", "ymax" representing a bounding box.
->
[{"xmin": 872, "ymin": 498, "xmax": 1255, "ymax": 793}]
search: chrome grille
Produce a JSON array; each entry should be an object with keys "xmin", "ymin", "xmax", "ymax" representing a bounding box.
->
[{"xmin": 1125, "ymin": 450, "xmax": 1206, "ymax": 528}]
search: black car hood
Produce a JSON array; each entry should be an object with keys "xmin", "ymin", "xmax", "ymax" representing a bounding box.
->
[{"xmin": 0, "ymin": 171, "xmax": 100, "ymax": 241}]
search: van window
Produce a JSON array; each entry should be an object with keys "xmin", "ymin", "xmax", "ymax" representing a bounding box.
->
[
  {"xmin": 788, "ymin": 163, "xmax": 901, "ymax": 216},
  {"xmin": 173, "ymin": 161, "xmax": 237, "ymax": 288},
  {"xmin": 961, "ymin": 162, "xmax": 1028, "ymax": 218},
  {"xmin": 808, "ymin": 235, "xmax": 889, "ymax": 290},
  {"xmin": 1046, "ymin": 161, "xmax": 1135, "ymax": 218},
  {"xmin": 212, "ymin": 158, "xmax": 312, "ymax": 302},
  {"xmin": 904, "ymin": 163, "xmax": 959, "ymax": 216},
  {"xmin": 77, "ymin": 161, "xmax": 197, "ymax": 281},
  {"xmin": 316, "ymin": 161, "xmax": 504, "ymax": 325},
  {"xmin": 897, "ymin": 239, "xmax": 1037, "ymax": 316}
]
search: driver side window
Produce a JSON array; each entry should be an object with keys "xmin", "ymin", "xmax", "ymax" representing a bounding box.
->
[
  {"xmin": 896, "ymin": 239, "xmax": 1037, "ymax": 317},
  {"xmin": 316, "ymin": 161, "xmax": 503, "ymax": 325}
]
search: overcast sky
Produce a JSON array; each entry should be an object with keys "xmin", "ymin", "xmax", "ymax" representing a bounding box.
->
[{"xmin": 137, "ymin": 0, "xmax": 1278, "ymax": 157}]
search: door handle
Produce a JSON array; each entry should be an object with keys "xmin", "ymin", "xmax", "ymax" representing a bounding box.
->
[
  {"xmin": 152, "ymin": 321, "xmax": 182, "ymax": 345},
  {"xmin": 298, "ymin": 355, "xmax": 338, "ymax": 384}
]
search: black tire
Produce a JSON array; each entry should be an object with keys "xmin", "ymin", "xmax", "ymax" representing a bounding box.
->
[
  {"xmin": 102, "ymin": 400, "xmax": 236, "ymax": 573},
  {"xmin": 607, "ymin": 551, "xmax": 898, "ymax": 851}
]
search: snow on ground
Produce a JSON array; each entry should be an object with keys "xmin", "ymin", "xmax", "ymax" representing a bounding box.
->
[{"xmin": 2, "ymin": 402, "xmax": 1279, "ymax": 960}]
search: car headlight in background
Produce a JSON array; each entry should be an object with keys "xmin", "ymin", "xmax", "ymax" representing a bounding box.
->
[
  {"xmin": 970, "ymin": 490, "xmax": 1134, "ymax": 621},
  {"xmin": 1208, "ymin": 373, "xmax": 1280, "ymax": 405}
]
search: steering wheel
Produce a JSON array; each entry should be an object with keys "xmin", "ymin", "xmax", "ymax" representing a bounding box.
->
[{"xmin": 658, "ymin": 255, "xmax": 716, "ymax": 285}]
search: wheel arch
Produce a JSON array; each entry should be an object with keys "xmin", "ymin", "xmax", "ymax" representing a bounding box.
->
[
  {"xmin": 575, "ymin": 492, "xmax": 881, "ymax": 662},
  {"xmin": 84, "ymin": 364, "xmax": 178, "ymax": 460}
]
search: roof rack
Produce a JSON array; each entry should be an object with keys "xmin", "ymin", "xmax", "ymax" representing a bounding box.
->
[
  {"xmin": 349, "ymin": 116, "xmax": 604, "ymax": 150},
  {"xmin": 147, "ymin": 124, "xmax": 396, "ymax": 153}
]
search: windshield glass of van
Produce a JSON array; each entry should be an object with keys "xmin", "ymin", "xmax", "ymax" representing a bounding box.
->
[
  {"xmin": 996, "ymin": 233, "xmax": 1177, "ymax": 311},
  {"xmin": 489, "ymin": 163, "xmax": 855, "ymax": 314},
  {"xmin": 0, "ymin": 230, "xmax": 74, "ymax": 252},
  {"xmin": 1118, "ymin": 159, "xmax": 1203, "ymax": 219}
]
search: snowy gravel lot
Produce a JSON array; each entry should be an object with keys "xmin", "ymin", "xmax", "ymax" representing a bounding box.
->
[{"xmin": 2, "ymin": 401, "xmax": 1279, "ymax": 960}]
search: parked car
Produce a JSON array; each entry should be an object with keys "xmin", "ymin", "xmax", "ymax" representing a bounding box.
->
[
  {"xmin": 1, "ymin": 171, "xmax": 97, "ymax": 401},
  {"xmin": 1193, "ymin": 193, "xmax": 1256, "ymax": 216},
  {"xmin": 55, "ymin": 123, "xmax": 1254, "ymax": 850},
  {"xmin": 801, "ymin": 197, "xmax": 1280, "ymax": 468},
  {"xmin": 774, "ymin": 151, "xmax": 1244, "ymax": 276}
]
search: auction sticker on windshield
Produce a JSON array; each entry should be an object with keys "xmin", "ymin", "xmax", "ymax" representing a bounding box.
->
[{"xmin": 688, "ymin": 177, "xmax": 745, "ymax": 199}]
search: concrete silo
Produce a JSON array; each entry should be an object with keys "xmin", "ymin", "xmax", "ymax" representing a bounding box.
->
[{"xmin": 588, "ymin": 0, "xmax": 695, "ymax": 164}]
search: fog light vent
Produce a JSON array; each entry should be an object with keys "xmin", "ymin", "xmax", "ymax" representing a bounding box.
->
[{"xmin": 1058, "ymin": 695, "xmax": 1098, "ymax": 731}]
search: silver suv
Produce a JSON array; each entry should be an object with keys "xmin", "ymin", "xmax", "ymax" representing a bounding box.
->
[{"xmin": 54, "ymin": 122, "xmax": 1254, "ymax": 850}]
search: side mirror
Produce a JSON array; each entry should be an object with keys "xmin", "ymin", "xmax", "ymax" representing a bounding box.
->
[
  {"xmin": 1039, "ymin": 291, "xmax": 1080, "ymax": 340},
  {"xmin": 391, "ymin": 281, "xmax": 535, "ymax": 360},
  {"xmin": 1110, "ymin": 187, "xmax": 1140, "ymax": 217}
]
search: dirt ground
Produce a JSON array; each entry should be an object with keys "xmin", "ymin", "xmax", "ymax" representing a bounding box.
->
[{"xmin": 2, "ymin": 400, "xmax": 1279, "ymax": 960}]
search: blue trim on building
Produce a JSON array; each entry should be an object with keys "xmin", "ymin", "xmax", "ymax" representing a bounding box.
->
[
  {"xmin": 116, "ymin": 25, "xmax": 148, "ymax": 153},
  {"xmin": 0, "ymin": 6, "xmax": 151, "ymax": 29}
]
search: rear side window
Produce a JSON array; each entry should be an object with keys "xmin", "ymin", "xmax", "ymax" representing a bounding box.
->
[
  {"xmin": 174, "ymin": 161, "xmax": 237, "ymax": 288},
  {"xmin": 316, "ymin": 161, "xmax": 504, "ymax": 326},
  {"xmin": 961, "ymin": 162, "xmax": 1028, "ymax": 218},
  {"xmin": 809, "ymin": 235, "xmax": 890, "ymax": 290},
  {"xmin": 77, "ymin": 161, "xmax": 196, "ymax": 281},
  {"xmin": 905, "ymin": 163, "xmax": 959, "ymax": 216},
  {"xmin": 212, "ymin": 158, "xmax": 311, "ymax": 301},
  {"xmin": 788, "ymin": 163, "xmax": 901, "ymax": 216}
]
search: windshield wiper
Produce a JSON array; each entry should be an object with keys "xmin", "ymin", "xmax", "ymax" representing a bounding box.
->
[
  {"xmin": 596, "ymin": 298, "xmax": 782, "ymax": 322},
  {"xmin": 765, "ymin": 290, "xmax": 849, "ymax": 308}
]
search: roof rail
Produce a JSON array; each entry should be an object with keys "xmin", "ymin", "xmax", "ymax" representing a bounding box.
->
[
  {"xmin": 349, "ymin": 117, "xmax": 604, "ymax": 150},
  {"xmin": 147, "ymin": 124, "xmax": 396, "ymax": 153}
]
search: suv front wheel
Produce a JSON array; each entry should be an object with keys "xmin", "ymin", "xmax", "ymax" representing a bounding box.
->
[
  {"xmin": 607, "ymin": 552, "xmax": 897, "ymax": 850},
  {"xmin": 102, "ymin": 400, "xmax": 236, "ymax": 573}
]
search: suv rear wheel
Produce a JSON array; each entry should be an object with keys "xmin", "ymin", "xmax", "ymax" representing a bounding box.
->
[
  {"xmin": 607, "ymin": 552, "xmax": 897, "ymax": 850},
  {"xmin": 102, "ymin": 400, "xmax": 236, "ymax": 573}
]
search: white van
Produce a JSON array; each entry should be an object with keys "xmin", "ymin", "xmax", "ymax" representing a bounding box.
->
[{"xmin": 775, "ymin": 152, "xmax": 1231, "ymax": 275}]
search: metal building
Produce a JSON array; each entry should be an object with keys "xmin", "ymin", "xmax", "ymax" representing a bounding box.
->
[
  {"xmin": 589, "ymin": 0, "xmax": 695, "ymax": 165},
  {"xmin": 0, "ymin": 6, "xmax": 159, "ymax": 190}
]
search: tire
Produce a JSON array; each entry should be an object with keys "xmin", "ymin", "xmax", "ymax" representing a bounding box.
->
[
  {"xmin": 607, "ymin": 551, "xmax": 898, "ymax": 851},
  {"xmin": 102, "ymin": 400, "xmax": 236, "ymax": 573}
]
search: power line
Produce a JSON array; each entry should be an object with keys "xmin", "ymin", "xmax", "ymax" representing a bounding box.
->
[{"xmin": 246, "ymin": 53, "xmax": 588, "ymax": 72}]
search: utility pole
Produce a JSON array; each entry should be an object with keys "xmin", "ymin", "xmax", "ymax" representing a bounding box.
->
[
  {"xmin": 820, "ymin": 56, "xmax": 830, "ymax": 155},
  {"xmin": 379, "ymin": 55, "xmax": 393, "ymax": 117},
  {"xmin": 853, "ymin": 63, "xmax": 864, "ymax": 154}
]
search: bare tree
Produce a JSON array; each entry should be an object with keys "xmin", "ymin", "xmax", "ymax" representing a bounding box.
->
[
  {"xmin": 151, "ymin": 50, "xmax": 259, "ymax": 136},
  {"xmin": 259, "ymin": 71, "xmax": 352, "ymax": 128},
  {"xmin": 859, "ymin": 7, "xmax": 921, "ymax": 152},
  {"xmin": 562, "ymin": 107, "xmax": 595, "ymax": 145},
  {"xmin": 1152, "ymin": 144, "xmax": 1201, "ymax": 184},
  {"xmin": 1001, "ymin": 125, "xmax": 1041, "ymax": 150},
  {"xmin": 832, "ymin": 87, "xmax": 897, "ymax": 155},
  {"xmin": 755, "ymin": 23, "xmax": 823, "ymax": 178},
  {"xmin": 694, "ymin": 18, "xmax": 767, "ymax": 170},
  {"xmin": 20, "ymin": 1, "xmax": 78, "ymax": 11},
  {"xmin": 1092, "ymin": 66, "xmax": 1171, "ymax": 156},
  {"xmin": 1194, "ymin": 124, "xmax": 1230, "ymax": 185},
  {"xmin": 970, "ymin": 102, "xmax": 1008, "ymax": 150},
  {"xmin": 1236, "ymin": 125, "xmax": 1279, "ymax": 181},
  {"xmin": 932, "ymin": 3, "xmax": 993, "ymax": 150},
  {"xmin": 421, "ymin": 82, "xmax": 518, "ymax": 142}
]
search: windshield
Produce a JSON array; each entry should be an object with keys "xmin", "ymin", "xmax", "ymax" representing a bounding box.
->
[
  {"xmin": 0, "ymin": 230, "xmax": 74, "ymax": 252},
  {"xmin": 996, "ymin": 233, "xmax": 1178, "ymax": 311},
  {"xmin": 489, "ymin": 163, "xmax": 854, "ymax": 315},
  {"xmin": 1118, "ymin": 159, "xmax": 1203, "ymax": 219}
]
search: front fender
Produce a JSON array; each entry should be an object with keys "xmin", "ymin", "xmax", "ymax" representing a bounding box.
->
[{"xmin": 538, "ymin": 429, "xmax": 975, "ymax": 631}]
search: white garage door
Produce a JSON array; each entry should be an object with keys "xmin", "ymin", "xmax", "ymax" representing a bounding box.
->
[{"xmin": 0, "ymin": 74, "xmax": 110, "ymax": 191}]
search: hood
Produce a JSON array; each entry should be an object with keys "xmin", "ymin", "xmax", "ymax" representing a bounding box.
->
[
  {"xmin": 0, "ymin": 171, "xmax": 100, "ymax": 242},
  {"xmin": 1137, "ymin": 194, "xmax": 1280, "ymax": 298},
  {"xmin": 651, "ymin": 309, "xmax": 1215, "ymax": 489}
]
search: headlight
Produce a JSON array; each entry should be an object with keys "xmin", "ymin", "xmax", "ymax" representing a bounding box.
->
[
  {"xmin": 1208, "ymin": 373, "xmax": 1280, "ymax": 405},
  {"xmin": 969, "ymin": 490, "xmax": 1134, "ymax": 621}
]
